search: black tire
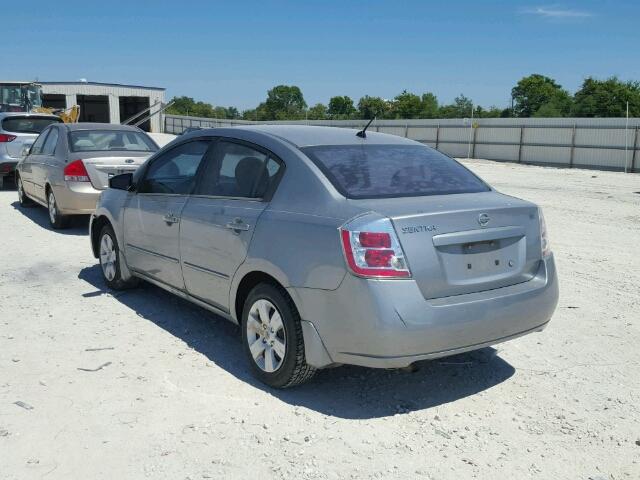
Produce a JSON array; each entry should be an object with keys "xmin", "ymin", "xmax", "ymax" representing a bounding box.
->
[
  {"xmin": 16, "ymin": 175, "xmax": 34, "ymax": 207},
  {"xmin": 98, "ymin": 224, "xmax": 139, "ymax": 290},
  {"xmin": 241, "ymin": 283, "xmax": 315, "ymax": 388},
  {"xmin": 47, "ymin": 189, "xmax": 70, "ymax": 229}
]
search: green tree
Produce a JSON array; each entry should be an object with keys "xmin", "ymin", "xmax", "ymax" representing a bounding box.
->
[
  {"xmin": 511, "ymin": 74, "xmax": 571, "ymax": 117},
  {"xmin": 166, "ymin": 96, "xmax": 240, "ymax": 119},
  {"xmin": 439, "ymin": 94, "xmax": 474, "ymax": 118},
  {"xmin": 476, "ymin": 106, "xmax": 503, "ymax": 118},
  {"xmin": 572, "ymin": 77, "xmax": 640, "ymax": 117},
  {"xmin": 393, "ymin": 90, "xmax": 423, "ymax": 119},
  {"xmin": 226, "ymin": 106, "xmax": 240, "ymax": 119},
  {"xmin": 327, "ymin": 96, "xmax": 356, "ymax": 118},
  {"xmin": 262, "ymin": 85, "xmax": 307, "ymax": 120},
  {"xmin": 420, "ymin": 93, "xmax": 439, "ymax": 118},
  {"xmin": 357, "ymin": 95, "xmax": 390, "ymax": 119},
  {"xmin": 307, "ymin": 103, "xmax": 328, "ymax": 120}
]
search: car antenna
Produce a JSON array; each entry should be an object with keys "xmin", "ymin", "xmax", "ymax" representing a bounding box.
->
[{"xmin": 356, "ymin": 115, "xmax": 376, "ymax": 138}]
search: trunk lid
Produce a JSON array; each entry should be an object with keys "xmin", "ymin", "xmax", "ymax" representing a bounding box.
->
[
  {"xmin": 77, "ymin": 151, "xmax": 151, "ymax": 190},
  {"xmin": 353, "ymin": 192, "xmax": 542, "ymax": 299},
  {"xmin": 5, "ymin": 133, "xmax": 36, "ymax": 159}
]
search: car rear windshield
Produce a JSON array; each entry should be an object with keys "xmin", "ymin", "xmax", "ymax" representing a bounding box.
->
[
  {"xmin": 69, "ymin": 130, "xmax": 158, "ymax": 153},
  {"xmin": 301, "ymin": 144, "xmax": 490, "ymax": 199},
  {"xmin": 1, "ymin": 116, "xmax": 61, "ymax": 134}
]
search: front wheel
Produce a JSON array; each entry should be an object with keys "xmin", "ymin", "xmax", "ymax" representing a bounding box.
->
[
  {"xmin": 16, "ymin": 175, "xmax": 34, "ymax": 207},
  {"xmin": 99, "ymin": 224, "xmax": 138, "ymax": 290},
  {"xmin": 241, "ymin": 283, "xmax": 315, "ymax": 388}
]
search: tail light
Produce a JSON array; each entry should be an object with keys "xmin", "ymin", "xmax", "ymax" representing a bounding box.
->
[
  {"xmin": 339, "ymin": 216, "xmax": 411, "ymax": 278},
  {"xmin": 0, "ymin": 134, "xmax": 17, "ymax": 142},
  {"xmin": 64, "ymin": 159, "xmax": 90, "ymax": 182},
  {"xmin": 539, "ymin": 208, "xmax": 551, "ymax": 257}
]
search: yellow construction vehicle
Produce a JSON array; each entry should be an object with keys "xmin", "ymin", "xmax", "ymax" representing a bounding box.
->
[
  {"xmin": 32, "ymin": 104, "xmax": 80, "ymax": 123},
  {"xmin": 0, "ymin": 81, "xmax": 80, "ymax": 123}
]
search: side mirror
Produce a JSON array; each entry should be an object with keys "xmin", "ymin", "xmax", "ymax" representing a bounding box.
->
[
  {"xmin": 109, "ymin": 172, "xmax": 134, "ymax": 191},
  {"xmin": 20, "ymin": 145, "xmax": 30, "ymax": 158}
]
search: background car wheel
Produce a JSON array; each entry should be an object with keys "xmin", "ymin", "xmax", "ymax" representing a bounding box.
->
[
  {"xmin": 99, "ymin": 224, "xmax": 138, "ymax": 290},
  {"xmin": 47, "ymin": 190, "xmax": 70, "ymax": 229},
  {"xmin": 16, "ymin": 176, "xmax": 34, "ymax": 207},
  {"xmin": 241, "ymin": 283, "xmax": 315, "ymax": 388}
]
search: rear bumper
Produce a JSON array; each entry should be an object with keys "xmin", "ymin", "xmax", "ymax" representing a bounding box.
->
[
  {"xmin": 0, "ymin": 161, "xmax": 17, "ymax": 176},
  {"xmin": 292, "ymin": 255, "xmax": 559, "ymax": 369},
  {"xmin": 51, "ymin": 182, "xmax": 102, "ymax": 215}
]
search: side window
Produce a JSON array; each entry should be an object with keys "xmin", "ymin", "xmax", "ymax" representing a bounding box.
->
[
  {"xmin": 30, "ymin": 129, "xmax": 50, "ymax": 155},
  {"xmin": 138, "ymin": 140, "xmax": 211, "ymax": 194},
  {"xmin": 41, "ymin": 128, "xmax": 59, "ymax": 155},
  {"xmin": 198, "ymin": 141, "xmax": 283, "ymax": 198}
]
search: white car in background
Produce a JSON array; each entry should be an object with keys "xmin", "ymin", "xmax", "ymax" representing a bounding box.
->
[{"xmin": 0, "ymin": 112, "xmax": 62, "ymax": 189}]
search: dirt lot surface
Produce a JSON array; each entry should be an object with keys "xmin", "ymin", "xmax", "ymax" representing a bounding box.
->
[{"xmin": 1, "ymin": 161, "xmax": 639, "ymax": 479}]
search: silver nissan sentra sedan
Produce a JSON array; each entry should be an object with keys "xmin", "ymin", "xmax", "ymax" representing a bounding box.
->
[
  {"xmin": 16, "ymin": 123, "xmax": 158, "ymax": 228},
  {"xmin": 89, "ymin": 125, "xmax": 559, "ymax": 388}
]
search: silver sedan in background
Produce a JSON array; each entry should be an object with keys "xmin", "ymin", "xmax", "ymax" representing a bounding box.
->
[
  {"xmin": 16, "ymin": 123, "xmax": 158, "ymax": 228},
  {"xmin": 89, "ymin": 125, "xmax": 559, "ymax": 388}
]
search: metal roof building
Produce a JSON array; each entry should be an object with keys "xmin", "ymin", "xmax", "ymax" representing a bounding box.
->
[{"xmin": 40, "ymin": 81, "xmax": 165, "ymax": 132}]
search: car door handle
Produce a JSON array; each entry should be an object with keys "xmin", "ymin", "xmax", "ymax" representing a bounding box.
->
[
  {"xmin": 225, "ymin": 218, "xmax": 250, "ymax": 232},
  {"xmin": 163, "ymin": 213, "xmax": 180, "ymax": 224}
]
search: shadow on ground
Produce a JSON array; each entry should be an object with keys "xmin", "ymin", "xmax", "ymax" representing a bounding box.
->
[
  {"xmin": 79, "ymin": 264, "xmax": 515, "ymax": 419},
  {"xmin": 10, "ymin": 201, "xmax": 89, "ymax": 235}
]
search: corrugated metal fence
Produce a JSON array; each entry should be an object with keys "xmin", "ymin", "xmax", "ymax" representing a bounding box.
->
[{"xmin": 164, "ymin": 115, "xmax": 640, "ymax": 172}]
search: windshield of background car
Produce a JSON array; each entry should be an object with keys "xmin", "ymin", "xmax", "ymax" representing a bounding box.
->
[
  {"xmin": 1, "ymin": 116, "xmax": 62, "ymax": 134},
  {"xmin": 69, "ymin": 130, "xmax": 158, "ymax": 153},
  {"xmin": 301, "ymin": 144, "xmax": 490, "ymax": 199}
]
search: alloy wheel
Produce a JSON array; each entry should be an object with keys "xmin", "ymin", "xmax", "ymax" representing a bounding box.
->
[
  {"xmin": 48, "ymin": 192, "xmax": 57, "ymax": 224},
  {"xmin": 99, "ymin": 233, "xmax": 117, "ymax": 281},
  {"xmin": 17, "ymin": 178, "xmax": 24, "ymax": 202},
  {"xmin": 246, "ymin": 299, "xmax": 287, "ymax": 373}
]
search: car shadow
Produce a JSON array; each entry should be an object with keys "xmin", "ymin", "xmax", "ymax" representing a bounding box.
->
[
  {"xmin": 78, "ymin": 264, "xmax": 516, "ymax": 419},
  {"xmin": 10, "ymin": 201, "xmax": 89, "ymax": 235}
]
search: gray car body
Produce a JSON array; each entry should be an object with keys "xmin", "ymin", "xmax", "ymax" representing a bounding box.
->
[
  {"xmin": 16, "ymin": 122, "xmax": 157, "ymax": 215},
  {"xmin": 90, "ymin": 125, "xmax": 559, "ymax": 369}
]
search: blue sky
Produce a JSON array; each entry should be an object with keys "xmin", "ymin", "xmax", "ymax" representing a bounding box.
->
[{"xmin": 4, "ymin": 1, "xmax": 639, "ymax": 110}]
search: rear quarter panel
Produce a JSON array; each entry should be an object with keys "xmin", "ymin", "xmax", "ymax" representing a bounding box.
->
[{"xmin": 92, "ymin": 188, "xmax": 130, "ymax": 254}]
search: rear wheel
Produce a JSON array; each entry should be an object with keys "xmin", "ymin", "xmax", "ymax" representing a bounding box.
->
[
  {"xmin": 98, "ymin": 224, "xmax": 138, "ymax": 290},
  {"xmin": 16, "ymin": 175, "xmax": 34, "ymax": 207},
  {"xmin": 241, "ymin": 283, "xmax": 315, "ymax": 388},
  {"xmin": 47, "ymin": 190, "xmax": 70, "ymax": 229}
]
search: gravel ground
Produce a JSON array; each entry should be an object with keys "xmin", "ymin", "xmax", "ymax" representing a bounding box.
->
[{"xmin": 0, "ymin": 160, "xmax": 639, "ymax": 480}]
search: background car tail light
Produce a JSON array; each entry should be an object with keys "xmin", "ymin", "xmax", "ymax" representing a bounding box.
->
[
  {"xmin": 64, "ymin": 159, "xmax": 90, "ymax": 182},
  {"xmin": 539, "ymin": 208, "xmax": 551, "ymax": 257},
  {"xmin": 0, "ymin": 134, "xmax": 17, "ymax": 142},
  {"xmin": 340, "ymin": 217, "xmax": 411, "ymax": 278}
]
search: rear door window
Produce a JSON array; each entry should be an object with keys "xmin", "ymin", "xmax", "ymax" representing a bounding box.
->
[
  {"xmin": 301, "ymin": 144, "xmax": 490, "ymax": 199},
  {"xmin": 41, "ymin": 128, "xmax": 59, "ymax": 155},
  {"xmin": 1, "ymin": 116, "xmax": 61, "ymax": 134},
  {"xmin": 197, "ymin": 141, "xmax": 283, "ymax": 198},
  {"xmin": 30, "ymin": 129, "xmax": 50, "ymax": 155}
]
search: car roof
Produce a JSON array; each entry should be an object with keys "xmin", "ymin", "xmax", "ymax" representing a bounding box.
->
[
  {"xmin": 62, "ymin": 122, "xmax": 143, "ymax": 132},
  {"xmin": 229, "ymin": 125, "xmax": 418, "ymax": 148}
]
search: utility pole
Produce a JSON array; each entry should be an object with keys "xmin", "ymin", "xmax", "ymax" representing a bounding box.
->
[
  {"xmin": 625, "ymin": 101, "xmax": 630, "ymax": 173},
  {"xmin": 467, "ymin": 104, "xmax": 474, "ymax": 159}
]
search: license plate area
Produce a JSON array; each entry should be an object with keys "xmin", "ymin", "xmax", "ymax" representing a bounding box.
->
[
  {"xmin": 436, "ymin": 236, "xmax": 524, "ymax": 284},
  {"xmin": 106, "ymin": 168, "xmax": 136, "ymax": 178}
]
